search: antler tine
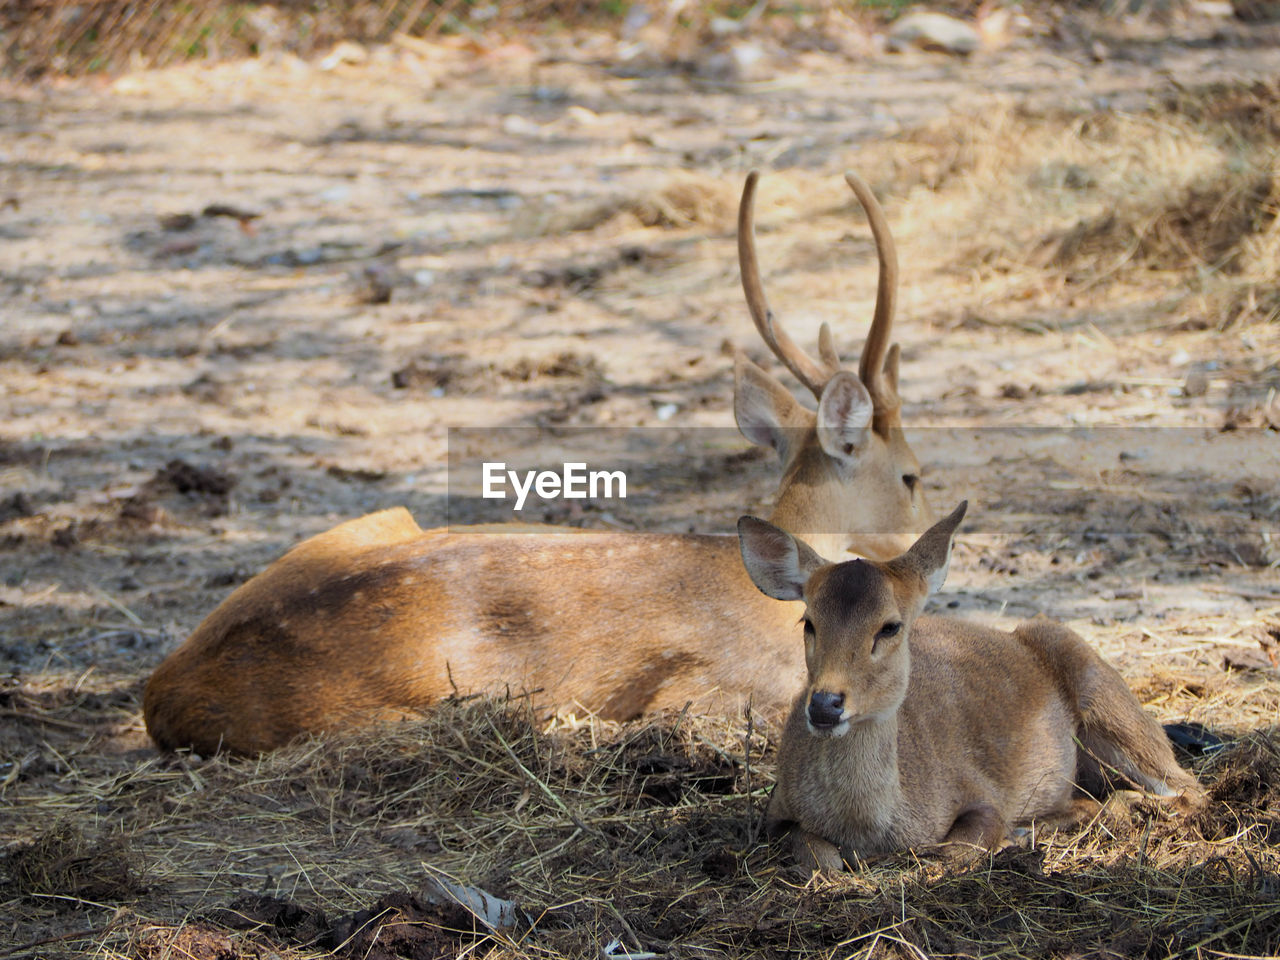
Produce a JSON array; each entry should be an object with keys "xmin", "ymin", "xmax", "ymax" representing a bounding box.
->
[
  {"xmin": 739, "ymin": 170, "xmax": 839, "ymax": 397},
  {"xmin": 843, "ymin": 172, "xmax": 901, "ymax": 420},
  {"xmin": 817, "ymin": 322, "xmax": 840, "ymax": 370}
]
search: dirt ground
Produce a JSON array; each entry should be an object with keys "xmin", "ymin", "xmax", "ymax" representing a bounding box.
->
[{"xmin": 3, "ymin": 6, "xmax": 1280, "ymax": 959}]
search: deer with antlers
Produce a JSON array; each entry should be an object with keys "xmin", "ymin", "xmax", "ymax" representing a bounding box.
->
[
  {"xmin": 738, "ymin": 502, "xmax": 1205, "ymax": 874},
  {"xmin": 143, "ymin": 172, "xmax": 934, "ymax": 755}
]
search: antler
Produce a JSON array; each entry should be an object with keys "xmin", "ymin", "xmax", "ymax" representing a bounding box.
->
[
  {"xmin": 843, "ymin": 172, "xmax": 901, "ymax": 429},
  {"xmin": 738, "ymin": 170, "xmax": 840, "ymax": 398},
  {"xmin": 737, "ymin": 170, "xmax": 903, "ymax": 431}
]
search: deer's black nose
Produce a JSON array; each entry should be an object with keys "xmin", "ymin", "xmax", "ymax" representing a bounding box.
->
[{"xmin": 808, "ymin": 690, "xmax": 845, "ymax": 729}]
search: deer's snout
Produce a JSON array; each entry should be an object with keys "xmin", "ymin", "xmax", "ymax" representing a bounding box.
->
[{"xmin": 807, "ymin": 690, "xmax": 846, "ymax": 732}]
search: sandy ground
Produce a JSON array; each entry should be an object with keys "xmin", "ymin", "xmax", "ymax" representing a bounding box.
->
[{"xmin": 2, "ymin": 8, "xmax": 1280, "ymax": 955}]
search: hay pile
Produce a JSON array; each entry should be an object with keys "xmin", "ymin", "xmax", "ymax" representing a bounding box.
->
[
  {"xmin": 846, "ymin": 82, "xmax": 1280, "ymax": 333},
  {"xmin": 3, "ymin": 691, "xmax": 1279, "ymax": 960},
  {"xmin": 1044, "ymin": 168, "xmax": 1278, "ymax": 278},
  {"xmin": 624, "ymin": 174, "xmax": 741, "ymax": 232}
]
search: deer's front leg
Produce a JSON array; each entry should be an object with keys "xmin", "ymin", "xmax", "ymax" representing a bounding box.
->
[
  {"xmin": 766, "ymin": 789, "xmax": 845, "ymax": 874},
  {"xmin": 936, "ymin": 802, "xmax": 1007, "ymax": 862},
  {"xmin": 786, "ymin": 826, "xmax": 845, "ymax": 875}
]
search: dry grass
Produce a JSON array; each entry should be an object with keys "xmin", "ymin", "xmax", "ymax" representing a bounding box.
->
[
  {"xmin": 797, "ymin": 85, "xmax": 1280, "ymax": 335},
  {"xmin": 1044, "ymin": 168, "xmax": 1278, "ymax": 278},
  {"xmin": 624, "ymin": 174, "xmax": 742, "ymax": 231},
  {"xmin": 4, "ymin": 822, "xmax": 143, "ymax": 904},
  {"xmin": 2, "ymin": 691, "xmax": 1279, "ymax": 960},
  {"xmin": 547, "ymin": 85, "xmax": 1280, "ymax": 347}
]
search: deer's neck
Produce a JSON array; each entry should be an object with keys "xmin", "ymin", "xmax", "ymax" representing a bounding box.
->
[
  {"xmin": 807, "ymin": 714, "xmax": 904, "ymax": 853},
  {"xmin": 767, "ymin": 450, "xmax": 850, "ymax": 562},
  {"xmin": 766, "ymin": 447, "xmax": 916, "ymax": 562}
]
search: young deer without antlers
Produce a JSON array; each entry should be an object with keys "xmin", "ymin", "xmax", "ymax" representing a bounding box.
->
[
  {"xmin": 738, "ymin": 502, "xmax": 1204, "ymax": 874},
  {"xmin": 144, "ymin": 172, "xmax": 933, "ymax": 755}
]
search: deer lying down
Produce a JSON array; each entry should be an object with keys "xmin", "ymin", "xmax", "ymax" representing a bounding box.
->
[
  {"xmin": 737, "ymin": 502, "xmax": 1204, "ymax": 874},
  {"xmin": 143, "ymin": 172, "xmax": 934, "ymax": 755}
]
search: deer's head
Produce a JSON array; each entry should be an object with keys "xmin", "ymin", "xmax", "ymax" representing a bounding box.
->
[
  {"xmin": 738, "ymin": 501, "xmax": 966, "ymax": 737},
  {"xmin": 733, "ymin": 172, "xmax": 933, "ymax": 561}
]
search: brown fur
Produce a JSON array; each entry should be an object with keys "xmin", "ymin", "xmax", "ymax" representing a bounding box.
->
[
  {"xmin": 740, "ymin": 503, "xmax": 1205, "ymax": 874},
  {"xmin": 143, "ymin": 172, "xmax": 934, "ymax": 755}
]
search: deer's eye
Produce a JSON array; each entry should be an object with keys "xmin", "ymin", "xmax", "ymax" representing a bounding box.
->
[
  {"xmin": 802, "ymin": 619, "xmax": 815, "ymax": 640},
  {"xmin": 872, "ymin": 622, "xmax": 902, "ymax": 651},
  {"xmin": 902, "ymin": 474, "xmax": 919, "ymax": 493}
]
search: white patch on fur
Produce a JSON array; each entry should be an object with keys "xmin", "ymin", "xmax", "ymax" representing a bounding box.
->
[
  {"xmin": 926, "ymin": 553, "xmax": 951, "ymax": 596},
  {"xmin": 806, "ymin": 717, "xmax": 851, "ymax": 738}
]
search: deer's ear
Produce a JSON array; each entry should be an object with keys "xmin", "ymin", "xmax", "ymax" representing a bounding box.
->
[
  {"xmin": 734, "ymin": 352, "xmax": 813, "ymax": 460},
  {"xmin": 899, "ymin": 501, "xmax": 967, "ymax": 596},
  {"xmin": 816, "ymin": 371, "xmax": 874, "ymax": 464},
  {"xmin": 737, "ymin": 516, "xmax": 826, "ymax": 602}
]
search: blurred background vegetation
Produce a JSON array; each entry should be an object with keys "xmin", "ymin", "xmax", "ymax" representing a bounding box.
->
[{"xmin": 0, "ymin": 0, "xmax": 1123, "ymax": 80}]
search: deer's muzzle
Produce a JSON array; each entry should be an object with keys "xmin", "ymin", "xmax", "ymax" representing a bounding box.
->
[{"xmin": 807, "ymin": 690, "xmax": 846, "ymax": 733}]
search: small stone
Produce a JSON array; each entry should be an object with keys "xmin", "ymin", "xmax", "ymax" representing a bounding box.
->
[
  {"xmin": 159, "ymin": 212, "xmax": 197, "ymax": 231},
  {"xmin": 501, "ymin": 115, "xmax": 542, "ymax": 137},
  {"xmin": 359, "ymin": 265, "xmax": 394, "ymax": 305},
  {"xmin": 1183, "ymin": 369, "xmax": 1209, "ymax": 398},
  {"xmin": 887, "ymin": 12, "xmax": 981, "ymax": 56},
  {"xmin": 318, "ymin": 185, "xmax": 351, "ymax": 205},
  {"xmin": 318, "ymin": 41, "xmax": 368, "ymax": 70}
]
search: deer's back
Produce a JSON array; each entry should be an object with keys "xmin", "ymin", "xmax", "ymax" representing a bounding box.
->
[
  {"xmin": 896, "ymin": 615, "xmax": 1081, "ymax": 828},
  {"xmin": 144, "ymin": 519, "xmax": 806, "ymax": 754}
]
